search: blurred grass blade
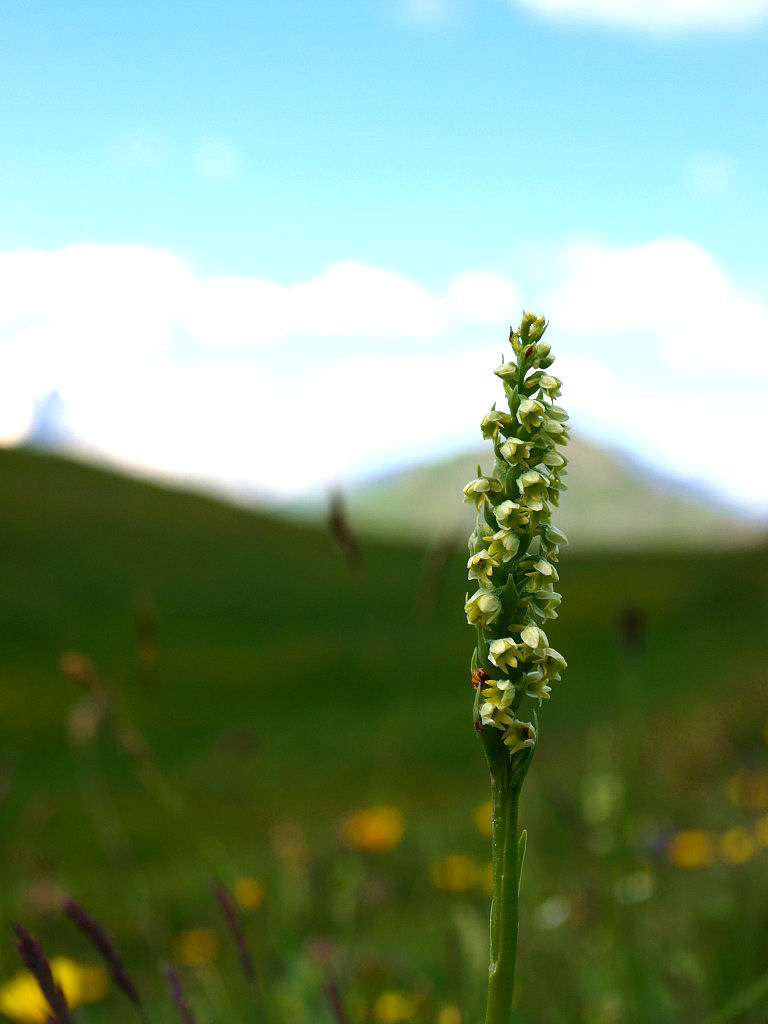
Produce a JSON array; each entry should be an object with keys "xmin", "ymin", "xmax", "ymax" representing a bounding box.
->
[{"xmin": 702, "ymin": 970, "xmax": 768, "ymax": 1024}]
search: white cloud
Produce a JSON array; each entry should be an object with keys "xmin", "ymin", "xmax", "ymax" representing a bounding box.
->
[
  {"xmin": 289, "ymin": 262, "xmax": 445, "ymax": 338},
  {"xmin": 545, "ymin": 238, "xmax": 768, "ymax": 510},
  {"xmin": 0, "ymin": 245, "xmax": 192, "ymax": 352},
  {"xmin": 445, "ymin": 271, "xmax": 520, "ymax": 323},
  {"xmin": 548, "ymin": 237, "xmax": 768, "ymax": 371},
  {"xmin": 509, "ymin": 0, "xmax": 768, "ymax": 31},
  {"xmin": 557, "ymin": 355, "xmax": 768, "ymax": 508},
  {"xmin": 185, "ymin": 262, "xmax": 446, "ymax": 345},
  {"xmin": 1, "ymin": 239, "xmax": 767, "ymax": 512},
  {"xmin": 33, "ymin": 348, "xmax": 499, "ymax": 500},
  {"xmin": 0, "ymin": 245, "xmax": 496, "ymax": 491}
]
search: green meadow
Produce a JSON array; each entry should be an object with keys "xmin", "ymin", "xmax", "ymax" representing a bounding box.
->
[{"xmin": 1, "ymin": 446, "xmax": 768, "ymax": 1024}]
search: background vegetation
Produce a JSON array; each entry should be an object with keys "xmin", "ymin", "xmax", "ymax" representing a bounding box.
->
[{"xmin": 1, "ymin": 446, "xmax": 767, "ymax": 1024}]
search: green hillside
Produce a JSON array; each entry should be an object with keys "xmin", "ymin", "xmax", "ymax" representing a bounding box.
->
[
  {"xmin": 1, "ymin": 443, "xmax": 765, "ymax": 862},
  {"xmin": 1, "ymin": 446, "xmax": 768, "ymax": 1022},
  {"xmin": 342, "ymin": 436, "xmax": 766, "ymax": 550}
]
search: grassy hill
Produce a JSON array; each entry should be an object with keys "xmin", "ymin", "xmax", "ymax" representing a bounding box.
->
[
  {"xmin": 341, "ymin": 436, "xmax": 766, "ymax": 550},
  {"xmin": 1, "ymin": 446, "xmax": 767, "ymax": 1021},
  {"xmin": 1, "ymin": 443, "xmax": 765, "ymax": 852}
]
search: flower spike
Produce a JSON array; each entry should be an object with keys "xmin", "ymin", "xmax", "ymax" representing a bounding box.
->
[{"xmin": 465, "ymin": 314, "xmax": 568, "ymax": 1024}]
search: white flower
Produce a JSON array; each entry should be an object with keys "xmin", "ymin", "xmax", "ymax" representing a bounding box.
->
[
  {"xmin": 463, "ymin": 476, "xmax": 503, "ymax": 510},
  {"xmin": 480, "ymin": 679, "xmax": 515, "ymax": 729},
  {"xmin": 526, "ymin": 559, "xmax": 559, "ymax": 591},
  {"xmin": 467, "ymin": 549, "xmax": 500, "ymax": 585},
  {"xmin": 520, "ymin": 624, "xmax": 548, "ymax": 650},
  {"xmin": 517, "ymin": 470, "xmax": 549, "ymax": 511},
  {"xmin": 498, "ymin": 437, "xmax": 532, "ymax": 465},
  {"xmin": 488, "ymin": 637, "xmax": 522, "ymax": 673},
  {"xmin": 523, "ymin": 667, "xmax": 552, "ymax": 705},
  {"xmin": 527, "ymin": 587, "xmax": 562, "ymax": 621},
  {"xmin": 494, "ymin": 362, "xmax": 518, "ymax": 383},
  {"xmin": 480, "ymin": 409, "xmax": 513, "ymax": 442},
  {"xmin": 465, "ymin": 589, "xmax": 502, "ymax": 629},
  {"xmin": 517, "ymin": 398, "xmax": 546, "ymax": 431},
  {"xmin": 538, "ymin": 374, "xmax": 562, "ymax": 396},
  {"xmin": 503, "ymin": 719, "xmax": 536, "ymax": 753},
  {"xmin": 537, "ymin": 647, "xmax": 567, "ymax": 679},
  {"xmin": 494, "ymin": 500, "xmax": 530, "ymax": 530},
  {"xmin": 486, "ymin": 528, "xmax": 520, "ymax": 563}
]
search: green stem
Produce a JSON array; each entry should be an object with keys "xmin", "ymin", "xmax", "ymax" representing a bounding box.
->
[{"xmin": 485, "ymin": 758, "xmax": 521, "ymax": 1024}]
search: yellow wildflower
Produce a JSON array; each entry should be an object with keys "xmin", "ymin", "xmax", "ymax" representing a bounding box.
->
[
  {"xmin": 373, "ymin": 990, "xmax": 417, "ymax": 1023},
  {"xmin": 726, "ymin": 771, "xmax": 768, "ymax": 812},
  {"xmin": 480, "ymin": 861, "xmax": 494, "ymax": 896},
  {"xmin": 755, "ymin": 814, "xmax": 768, "ymax": 846},
  {"xmin": 436, "ymin": 1006, "xmax": 462, "ymax": 1024},
  {"xmin": 719, "ymin": 827, "xmax": 755, "ymax": 865},
  {"xmin": 666, "ymin": 830, "xmax": 716, "ymax": 869},
  {"xmin": 234, "ymin": 876, "xmax": 265, "ymax": 910},
  {"xmin": 173, "ymin": 927, "xmax": 220, "ymax": 967},
  {"xmin": 430, "ymin": 854, "xmax": 480, "ymax": 893},
  {"xmin": 473, "ymin": 800, "xmax": 492, "ymax": 838},
  {"xmin": 341, "ymin": 806, "xmax": 405, "ymax": 853},
  {"xmin": 0, "ymin": 958, "xmax": 108, "ymax": 1024}
]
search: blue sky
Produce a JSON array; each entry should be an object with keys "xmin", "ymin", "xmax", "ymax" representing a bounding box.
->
[{"xmin": 2, "ymin": 0, "xmax": 768, "ymax": 511}]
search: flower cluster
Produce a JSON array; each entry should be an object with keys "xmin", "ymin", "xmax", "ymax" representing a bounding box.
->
[{"xmin": 464, "ymin": 313, "xmax": 568, "ymax": 755}]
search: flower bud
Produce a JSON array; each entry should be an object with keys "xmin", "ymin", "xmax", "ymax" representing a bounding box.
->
[
  {"xmin": 494, "ymin": 363, "xmax": 518, "ymax": 383},
  {"xmin": 520, "ymin": 624, "xmax": 548, "ymax": 650}
]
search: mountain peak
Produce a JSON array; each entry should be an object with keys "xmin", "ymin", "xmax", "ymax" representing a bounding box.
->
[{"xmin": 23, "ymin": 390, "xmax": 78, "ymax": 451}]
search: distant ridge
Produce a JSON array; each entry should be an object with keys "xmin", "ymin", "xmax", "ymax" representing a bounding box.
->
[
  {"xmin": 11, "ymin": 424, "xmax": 766, "ymax": 553},
  {"xmin": 340, "ymin": 436, "xmax": 766, "ymax": 551}
]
